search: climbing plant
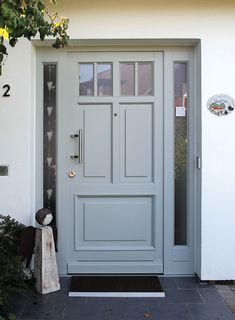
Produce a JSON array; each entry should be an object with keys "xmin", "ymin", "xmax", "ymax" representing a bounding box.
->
[{"xmin": 0, "ymin": 0, "xmax": 69, "ymax": 75}]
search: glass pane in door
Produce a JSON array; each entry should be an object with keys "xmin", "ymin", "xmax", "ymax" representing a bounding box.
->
[
  {"xmin": 97, "ymin": 63, "xmax": 113, "ymax": 96},
  {"xmin": 79, "ymin": 63, "xmax": 94, "ymax": 96},
  {"xmin": 120, "ymin": 62, "xmax": 135, "ymax": 96},
  {"xmin": 138, "ymin": 62, "xmax": 154, "ymax": 96}
]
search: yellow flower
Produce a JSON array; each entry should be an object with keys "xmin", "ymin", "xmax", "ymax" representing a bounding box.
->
[{"xmin": 0, "ymin": 28, "xmax": 9, "ymax": 40}]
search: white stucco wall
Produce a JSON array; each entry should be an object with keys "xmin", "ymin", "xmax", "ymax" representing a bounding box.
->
[
  {"xmin": 1, "ymin": 0, "xmax": 235, "ymax": 279},
  {"xmin": 0, "ymin": 40, "xmax": 35, "ymax": 225}
]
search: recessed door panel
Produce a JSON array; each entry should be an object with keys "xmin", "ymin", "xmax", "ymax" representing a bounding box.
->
[
  {"xmin": 83, "ymin": 105, "xmax": 111, "ymax": 180},
  {"xmin": 120, "ymin": 104, "xmax": 152, "ymax": 181},
  {"xmin": 74, "ymin": 196, "xmax": 153, "ymax": 252}
]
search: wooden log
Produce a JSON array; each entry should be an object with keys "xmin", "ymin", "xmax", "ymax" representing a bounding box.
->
[{"xmin": 34, "ymin": 226, "xmax": 60, "ymax": 294}]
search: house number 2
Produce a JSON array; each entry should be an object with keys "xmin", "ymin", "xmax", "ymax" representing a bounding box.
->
[{"xmin": 2, "ymin": 85, "xmax": 10, "ymax": 97}]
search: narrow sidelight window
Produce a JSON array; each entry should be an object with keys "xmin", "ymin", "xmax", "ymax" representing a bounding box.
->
[
  {"xmin": 174, "ymin": 62, "xmax": 188, "ymax": 245},
  {"xmin": 43, "ymin": 63, "xmax": 57, "ymax": 222}
]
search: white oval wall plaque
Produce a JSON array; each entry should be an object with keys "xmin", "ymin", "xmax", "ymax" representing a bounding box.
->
[{"xmin": 207, "ymin": 94, "xmax": 235, "ymax": 116}]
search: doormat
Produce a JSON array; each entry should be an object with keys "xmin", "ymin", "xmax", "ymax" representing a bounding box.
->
[{"xmin": 69, "ymin": 275, "xmax": 165, "ymax": 297}]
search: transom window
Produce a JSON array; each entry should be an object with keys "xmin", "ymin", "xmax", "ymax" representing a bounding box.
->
[{"xmin": 79, "ymin": 61, "xmax": 154, "ymax": 97}]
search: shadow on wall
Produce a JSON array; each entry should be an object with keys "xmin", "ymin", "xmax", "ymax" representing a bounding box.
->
[{"xmin": 48, "ymin": 0, "xmax": 235, "ymax": 13}]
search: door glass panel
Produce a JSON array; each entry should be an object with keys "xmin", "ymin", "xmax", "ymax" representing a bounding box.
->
[
  {"xmin": 97, "ymin": 63, "xmax": 113, "ymax": 96},
  {"xmin": 138, "ymin": 62, "xmax": 153, "ymax": 96},
  {"xmin": 174, "ymin": 62, "xmax": 188, "ymax": 245},
  {"xmin": 79, "ymin": 63, "xmax": 94, "ymax": 96},
  {"xmin": 120, "ymin": 62, "xmax": 135, "ymax": 96}
]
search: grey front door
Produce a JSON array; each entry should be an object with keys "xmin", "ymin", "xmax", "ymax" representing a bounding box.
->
[{"xmin": 63, "ymin": 52, "xmax": 164, "ymax": 273}]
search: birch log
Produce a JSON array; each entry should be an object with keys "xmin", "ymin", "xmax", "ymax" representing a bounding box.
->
[{"xmin": 34, "ymin": 226, "xmax": 60, "ymax": 294}]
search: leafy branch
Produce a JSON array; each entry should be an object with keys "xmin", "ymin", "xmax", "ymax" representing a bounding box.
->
[{"xmin": 0, "ymin": 0, "xmax": 69, "ymax": 75}]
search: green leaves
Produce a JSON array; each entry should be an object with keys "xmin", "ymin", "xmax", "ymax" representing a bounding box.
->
[
  {"xmin": 9, "ymin": 38, "xmax": 18, "ymax": 47},
  {"xmin": 0, "ymin": 0, "xmax": 69, "ymax": 75},
  {"xmin": 0, "ymin": 44, "xmax": 7, "ymax": 54},
  {"xmin": 0, "ymin": 215, "xmax": 27, "ymax": 314}
]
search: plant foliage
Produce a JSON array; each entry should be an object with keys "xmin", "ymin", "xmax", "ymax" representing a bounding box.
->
[
  {"xmin": 0, "ymin": 0, "xmax": 69, "ymax": 74},
  {"xmin": 0, "ymin": 215, "xmax": 28, "ymax": 319}
]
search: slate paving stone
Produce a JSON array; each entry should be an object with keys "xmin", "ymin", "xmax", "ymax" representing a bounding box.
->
[
  {"xmin": 188, "ymin": 302, "xmax": 235, "ymax": 320},
  {"xmin": 19, "ymin": 302, "xmax": 65, "ymax": 320},
  {"xmin": 216, "ymin": 285, "xmax": 233, "ymax": 291},
  {"xmin": 59, "ymin": 277, "xmax": 71, "ymax": 292},
  {"xmin": 8, "ymin": 277, "xmax": 235, "ymax": 320},
  {"xmin": 198, "ymin": 288, "xmax": 224, "ymax": 304},
  {"xmin": 63, "ymin": 302, "xmax": 114, "ymax": 320},
  {"xmin": 229, "ymin": 305, "xmax": 235, "ymax": 314},
  {"xmin": 176, "ymin": 277, "xmax": 211, "ymax": 289},
  {"xmin": 148, "ymin": 303, "xmax": 192, "ymax": 320},
  {"xmin": 46, "ymin": 289, "xmax": 71, "ymax": 304},
  {"xmin": 165, "ymin": 289, "xmax": 203, "ymax": 304},
  {"xmin": 159, "ymin": 277, "xmax": 179, "ymax": 290}
]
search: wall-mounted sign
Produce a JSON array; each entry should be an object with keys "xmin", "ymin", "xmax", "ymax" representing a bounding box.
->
[{"xmin": 207, "ymin": 94, "xmax": 235, "ymax": 116}]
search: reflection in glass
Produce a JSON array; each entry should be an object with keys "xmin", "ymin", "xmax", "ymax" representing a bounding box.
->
[
  {"xmin": 138, "ymin": 62, "xmax": 153, "ymax": 95},
  {"xmin": 120, "ymin": 62, "xmax": 135, "ymax": 96},
  {"xmin": 79, "ymin": 64, "xmax": 94, "ymax": 96},
  {"xmin": 174, "ymin": 62, "xmax": 188, "ymax": 245},
  {"xmin": 97, "ymin": 63, "xmax": 113, "ymax": 96}
]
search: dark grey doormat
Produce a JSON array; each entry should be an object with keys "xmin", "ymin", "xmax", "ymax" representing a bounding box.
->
[{"xmin": 69, "ymin": 275, "xmax": 165, "ymax": 297}]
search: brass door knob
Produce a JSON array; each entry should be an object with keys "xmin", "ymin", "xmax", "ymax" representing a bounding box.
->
[{"xmin": 68, "ymin": 171, "xmax": 76, "ymax": 178}]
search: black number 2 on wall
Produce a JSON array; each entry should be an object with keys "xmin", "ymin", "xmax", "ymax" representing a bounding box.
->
[{"xmin": 3, "ymin": 84, "xmax": 10, "ymax": 97}]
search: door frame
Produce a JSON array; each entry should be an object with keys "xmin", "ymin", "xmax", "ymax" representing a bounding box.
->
[
  {"xmin": 36, "ymin": 42, "xmax": 201, "ymax": 275},
  {"xmin": 164, "ymin": 50, "xmax": 197, "ymax": 274}
]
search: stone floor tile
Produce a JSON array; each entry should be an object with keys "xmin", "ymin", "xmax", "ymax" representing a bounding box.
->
[
  {"xmin": 19, "ymin": 302, "xmax": 65, "ymax": 320},
  {"xmin": 188, "ymin": 302, "xmax": 235, "ymax": 320},
  {"xmin": 59, "ymin": 277, "xmax": 71, "ymax": 289},
  {"xmin": 198, "ymin": 288, "xmax": 225, "ymax": 304},
  {"xmin": 159, "ymin": 277, "xmax": 179, "ymax": 290},
  {"xmin": 165, "ymin": 289, "xmax": 203, "ymax": 304},
  {"xmin": 149, "ymin": 303, "xmax": 192, "ymax": 320},
  {"xmin": 223, "ymin": 298, "xmax": 235, "ymax": 307},
  {"xmin": 7, "ymin": 276, "xmax": 235, "ymax": 320},
  {"xmin": 63, "ymin": 301, "xmax": 121, "ymax": 320},
  {"xmin": 216, "ymin": 285, "xmax": 232, "ymax": 291},
  {"xmin": 176, "ymin": 277, "xmax": 211, "ymax": 289},
  {"xmin": 229, "ymin": 305, "xmax": 235, "ymax": 314}
]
